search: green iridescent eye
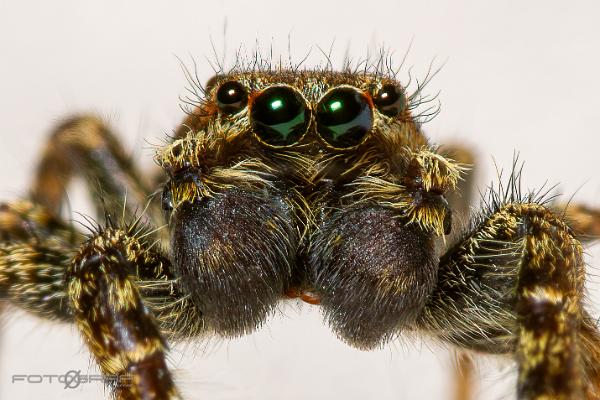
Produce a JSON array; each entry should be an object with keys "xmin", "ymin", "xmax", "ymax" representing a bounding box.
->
[
  {"xmin": 316, "ymin": 87, "xmax": 373, "ymax": 148},
  {"xmin": 250, "ymin": 86, "xmax": 309, "ymax": 147}
]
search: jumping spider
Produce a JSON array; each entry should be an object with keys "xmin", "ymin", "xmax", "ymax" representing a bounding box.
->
[{"xmin": 1, "ymin": 60, "xmax": 600, "ymax": 400}]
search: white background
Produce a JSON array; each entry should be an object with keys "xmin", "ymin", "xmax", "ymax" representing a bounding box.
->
[{"xmin": 1, "ymin": 1, "xmax": 600, "ymax": 399}]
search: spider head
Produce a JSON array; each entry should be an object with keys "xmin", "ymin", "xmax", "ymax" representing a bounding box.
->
[{"xmin": 155, "ymin": 69, "xmax": 463, "ymax": 341}]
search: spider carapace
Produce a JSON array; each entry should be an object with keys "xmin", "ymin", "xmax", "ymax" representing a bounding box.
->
[{"xmin": 1, "ymin": 65, "xmax": 600, "ymax": 400}]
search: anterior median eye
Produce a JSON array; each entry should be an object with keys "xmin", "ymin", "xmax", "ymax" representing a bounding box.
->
[
  {"xmin": 374, "ymin": 84, "xmax": 405, "ymax": 117},
  {"xmin": 316, "ymin": 87, "xmax": 373, "ymax": 148},
  {"xmin": 216, "ymin": 81, "xmax": 248, "ymax": 114},
  {"xmin": 250, "ymin": 86, "xmax": 309, "ymax": 147}
]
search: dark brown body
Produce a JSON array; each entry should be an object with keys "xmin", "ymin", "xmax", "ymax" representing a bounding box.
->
[{"xmin": 157, "ymin": 70, "xmax": 459, "ymax": 346}]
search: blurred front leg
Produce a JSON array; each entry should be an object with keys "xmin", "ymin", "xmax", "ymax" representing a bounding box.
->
[{"xmin": 32, "ymin": 115, "xmax": 160, "ymax": 225}]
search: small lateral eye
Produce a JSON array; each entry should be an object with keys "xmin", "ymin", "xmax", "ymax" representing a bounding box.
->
[
  {"xmin": 316, "ymin": 87, "xmax": 373, "ymax": 149},
  {"xmin": 250, "ymin": 86, "xmax": 309, "ymax": 147},
  {"xmin": 216, "ymin": 81, "xmax": 248, "ymax": 114},
  {"xmin": 374, "ymin": 84, "xmax": 405, "ymax": 117}
]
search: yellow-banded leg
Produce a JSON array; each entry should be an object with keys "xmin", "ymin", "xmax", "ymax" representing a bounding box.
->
[
  {"xmin": 419, "ymin": 198, "xmax": 599, "ymax": 399},
  {"xmin": 67, "ymin": 227, "xmax": 182, "ymax": 400},
  {"xmin": 0, "ymin": 201, "xmax": 79, "ymax": 320},
  {"xmin": 0, "ymin": 115, "xmax": 200, "ymax": 398},
  {"xmin": 14, "ymin": 113, "xmax": 176, "ymax": 319},
  {"xmin": 0, "ymin": 200, "xmax": 201, "ymax": 399},
  {"xmin": 31, "ymin": 115, "xmax": 162, "ymax": 226},
  {"xmin": 438, "ymin": 145, "xmax": 600, "ymax": 400}
]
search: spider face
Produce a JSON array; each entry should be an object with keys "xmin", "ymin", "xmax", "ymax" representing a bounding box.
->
[{"xmin": 156, "ymin": 70, "xmax": 461, "ymax": 346}]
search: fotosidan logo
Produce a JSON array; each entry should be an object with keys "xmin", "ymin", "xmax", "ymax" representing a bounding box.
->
[{"xmin": 12, "ymin": 370, "xmax": 133, "ymax": 389}]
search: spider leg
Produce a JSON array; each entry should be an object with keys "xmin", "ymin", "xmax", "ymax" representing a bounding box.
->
[
  {"xmin": 0, "ymin": 200, "xmax": 203, "ymax": 399},
  {"xmin": 419, "ymin": 200, "xmax": 599, "ymax": 399},
  {"xmin": 453, "ymin": 351, "xmax": 475, "ymax": 400},
  {"xmin": 439, "ymin": 142, "xmax": 477, "ymax": 225},
  {"xmin": 558, "ymin": 202, "xmax": 600, "ymax": 240},
  {"xmin": 438, "ymin": 143, "xmax": 479, "ymax": 400},
  {"xmin": 67, "ymin": 226, "xmax": 182, "ymax": 399},
  {"xmin": 436, "ymin": 145, "xmax": 600, "ymax": 399},
  {"xmin": 0, "ymin": 200, "xmax": 80, "ymax": 319},
  {"xmin": 31, "ymin": 115, "xmax": 162, "ymax": 226}
]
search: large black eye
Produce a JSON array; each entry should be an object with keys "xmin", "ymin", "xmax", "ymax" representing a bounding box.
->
[
  {"xmin": 374, "ymin": 84, "xmax": 405, "ymax": 117},
  {"xmin": 316, "ymin": 87, "xmax": 373, "ymax": 148},
  {"xmin": 250, "ymin": 86, "xmax": 309, "ymax": 147},
  {"xmin": 216, "ymin": 81, "xmax": 248, "ymax": 114}
]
